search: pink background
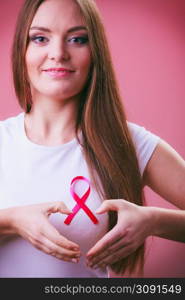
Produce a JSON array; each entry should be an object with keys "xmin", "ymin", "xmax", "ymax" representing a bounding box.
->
[{"xmin": 0, "ymin": 0, "xmax": 185, "ymax": 277}]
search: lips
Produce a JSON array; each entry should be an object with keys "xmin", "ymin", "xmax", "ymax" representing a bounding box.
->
[
  {"xmin": 42, "ymin": 67, "xmax": 75, "ymax": 78},
  {"xmin": 43, "ymin": 68, "xmax": 74, "ymax": 72}
]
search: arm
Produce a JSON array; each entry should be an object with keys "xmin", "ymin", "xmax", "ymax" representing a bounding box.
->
[
  {"xmin": 143, "ymin": 139, "xmax": 185, "ymax": 208},
  {"xmin": 0, "ymin": 207, "xmax": 17, "ymax": 238},
  {"xmin": 86, "ymin": 139, "xmax": 185, "ymax": 269},
  {"xmin": 143, "ymin": 139, "xmax": 185, "ymax": 242}
]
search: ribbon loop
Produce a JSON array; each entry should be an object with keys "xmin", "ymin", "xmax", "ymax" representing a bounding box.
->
[{"xmin": 64, "ymin": 176, "xmax": 99, "ymax": 225}]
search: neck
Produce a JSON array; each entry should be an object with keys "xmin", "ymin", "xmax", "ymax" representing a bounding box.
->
[{"xmin": 24, "ymin": 96, "xmax": 79, "ymax": 146}]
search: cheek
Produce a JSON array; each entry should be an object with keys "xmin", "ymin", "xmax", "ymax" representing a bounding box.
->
[
  {"xmin": 82, "ymin": 58, "xmax": 91, "ymax": 75},
  {"xmin": 76, "ymin": 49, "xmax": 92, "ymax": 74},
  {"xmin": 25, "ymin": 47, "xmax": 44, "ymax": 75}
]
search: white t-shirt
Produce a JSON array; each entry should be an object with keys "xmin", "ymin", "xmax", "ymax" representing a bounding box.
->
[{"xmin": 0, "ymin": 112, "xmax": 160, "ymax": 278}]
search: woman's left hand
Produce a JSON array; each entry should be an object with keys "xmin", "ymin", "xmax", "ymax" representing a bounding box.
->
[{"xmin": 86, "ymin": 199, "xmax": 154, "ymax": 269}]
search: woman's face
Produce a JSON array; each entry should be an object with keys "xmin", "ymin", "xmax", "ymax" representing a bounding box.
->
[{"xmin": 25, "ymin": 0, "xmax": 92, "ymax": 101}]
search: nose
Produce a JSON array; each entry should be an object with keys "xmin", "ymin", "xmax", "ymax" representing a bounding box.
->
[{"xmin": 48, "ymin": 40, "xmax": 70, "ymax": 62}]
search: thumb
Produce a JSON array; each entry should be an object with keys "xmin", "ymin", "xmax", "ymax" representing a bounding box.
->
[
  {"xmin": 44, "ymin": 201, "xmax": 72, "ymax": 216},
  {"xmin": 95, "ymin": 200, "xmax": 116, "ymax": 215}
]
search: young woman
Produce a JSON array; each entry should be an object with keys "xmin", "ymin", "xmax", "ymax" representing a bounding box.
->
[{"xmin": 0, "ymin": 0, "xmax": 184, "ymax": 278}]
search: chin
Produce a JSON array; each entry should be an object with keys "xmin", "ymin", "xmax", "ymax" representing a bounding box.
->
[{"xmin": 41, "ymin": 90, "xmax": 77, "ymax": 100}]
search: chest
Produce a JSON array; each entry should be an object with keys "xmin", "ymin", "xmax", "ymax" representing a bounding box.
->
[{"xmin": 0, "ymin": 143, "xmax": 109, "ymax": 252}]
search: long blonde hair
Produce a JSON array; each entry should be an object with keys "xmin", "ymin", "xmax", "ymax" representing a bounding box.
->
[{"xmin": 11, "ymin": 0, "xmax": 145, "ymax": 276}]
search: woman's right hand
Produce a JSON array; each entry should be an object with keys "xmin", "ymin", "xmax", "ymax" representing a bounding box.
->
[{"xmin": 9, "ymin": 201, "xmax": 81, "ymax": 263}]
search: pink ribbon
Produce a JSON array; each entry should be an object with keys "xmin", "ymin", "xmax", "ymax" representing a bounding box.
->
[{"xmin": 64, "ymin": 176, "xmax": 99, "ymax": 225}]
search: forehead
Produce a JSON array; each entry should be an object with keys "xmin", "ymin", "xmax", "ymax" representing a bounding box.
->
[{"xmin": 30, "ymin": 0, "xmax": 85, "ymax": 29}]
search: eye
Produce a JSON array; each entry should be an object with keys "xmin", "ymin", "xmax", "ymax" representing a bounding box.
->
[
  {"xmin": 68, "ymin": 36, "xmax": 89, "ymax": 45},
  {"xmin": 29, "ymin": 35, "xmax": 49, "ymax": 44}
]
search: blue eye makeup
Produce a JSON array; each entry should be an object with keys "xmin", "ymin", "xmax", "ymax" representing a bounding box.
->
[
  {"xmin": 29, "ymin": 34, "xmax": 89, "ymax": 46},
  {"xmin": 29, "ymin": 35, "xmax": 48, "ymax": 44},
  {"xmin": 67, "ymin": 36, "xmax": 89, "ymax": 44}
]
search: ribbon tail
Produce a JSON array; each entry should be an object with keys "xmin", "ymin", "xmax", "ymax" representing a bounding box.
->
[
  {"xmin": 81, "ymin": 203, "xmax": 99, "ymax": 224},
  {"xmin": 64, "ymin": 204, "xmax": 80, "ymax": 225}
]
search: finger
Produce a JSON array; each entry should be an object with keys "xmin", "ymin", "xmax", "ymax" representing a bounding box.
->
[
  {"xmin": 87, "ymin": 235, "xmax": 132, "ymax": 267},
  {"xmin": 34, "ymin": 240, "xmax": 54, "ymax": 256},
  {"xmin": 86, "ymin": 227, "xmax": 127, "ymax": 258},
  {"xmin": 37, "ymin": 236, "xmax": 81, "ymax": 262},
  {"xmin": 87, "ymin": 236, "xmax": 126, "ymax": 266},
  {"xmin": 44, "ymin": 201, "xmax": 72, "ymax": 216},
  {"xmin": 95, "ymin": 200, "xmax": 121, "ymax": 215},
  {"xmin": 90, "ymin": 245, "xmax": 133, "ymax": 269},
  {"xmin": 33, "ymin": 238, "xmax": 80, "ymax": 263},
  {"xmin": 41, "ymin": 218, "xmax": 80, "ymax": 251}
]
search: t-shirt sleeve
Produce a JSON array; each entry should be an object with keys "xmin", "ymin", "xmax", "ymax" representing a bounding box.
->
[{"xmin": 127, "ymin": 121, "xmax": 161, "ymax": 176}]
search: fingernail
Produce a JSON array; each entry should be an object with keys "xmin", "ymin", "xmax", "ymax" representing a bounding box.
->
[
  {"xmin": 73, "ymin": 247, "xmax": 79, "ymax": 251},
  {"xmin": 71, "ymin": 258, "xmax": 79, "ymax": 263}
]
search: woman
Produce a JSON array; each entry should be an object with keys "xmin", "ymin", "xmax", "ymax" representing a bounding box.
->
[{"xmin": 0, "ymin": 0, "xmax": 185, "ymax": 278}]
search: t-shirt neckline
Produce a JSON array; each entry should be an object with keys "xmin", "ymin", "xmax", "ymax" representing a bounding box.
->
[{"xmin": 19, "ymin": 112, "xmax": 80, "ymax": 150}]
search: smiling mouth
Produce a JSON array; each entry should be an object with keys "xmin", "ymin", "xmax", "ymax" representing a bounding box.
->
[
  {"xmin": 43, "ymin": 68, "xmax": 75, "ymax": 72},
  {"xmin": 42, "ymin": 69, "xmax": 75, "ymax": 78}
]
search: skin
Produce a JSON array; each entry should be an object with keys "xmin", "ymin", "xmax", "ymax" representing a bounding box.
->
[
  {"xmin": 25, "ymin": 0, "xmax": 91, "ymax": 146},
  {"xmin": 3, "ymin": 202, "xmax": 81, "ymax": 262}
]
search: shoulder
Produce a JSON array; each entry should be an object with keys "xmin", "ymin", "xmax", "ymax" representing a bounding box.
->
[
  {"xmin": 0, "ymin": 112, "xmax": 23, "ymax": 130},
  {"xmin": 126, "ymin": 121, "xmax": 161, "ymax": 176},
  {"xmin": 143, "ymin": 139, "xmax": 185, "ymax": 208},
  {"xmin": 0, "ymin": 112, "xmax": 24, "ymax": 141},
  {"xmin": 127, "ymin": 121, "xmax": 160, "ymax": 144}
]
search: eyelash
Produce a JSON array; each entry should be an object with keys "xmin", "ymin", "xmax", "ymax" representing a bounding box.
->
[{"xmin": 29, "ymin": 35, "xmax": 89, "ymax": 45}]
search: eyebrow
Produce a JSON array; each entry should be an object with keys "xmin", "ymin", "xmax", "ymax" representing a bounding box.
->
[{"xmin": 29, "ymin": 26, "xmax": 87, "ymax": 33}]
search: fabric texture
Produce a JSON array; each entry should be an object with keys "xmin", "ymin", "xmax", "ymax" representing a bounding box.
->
[{"xmin": 0, "ymin": 113, "xmax": 160, "ymax": 277}]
